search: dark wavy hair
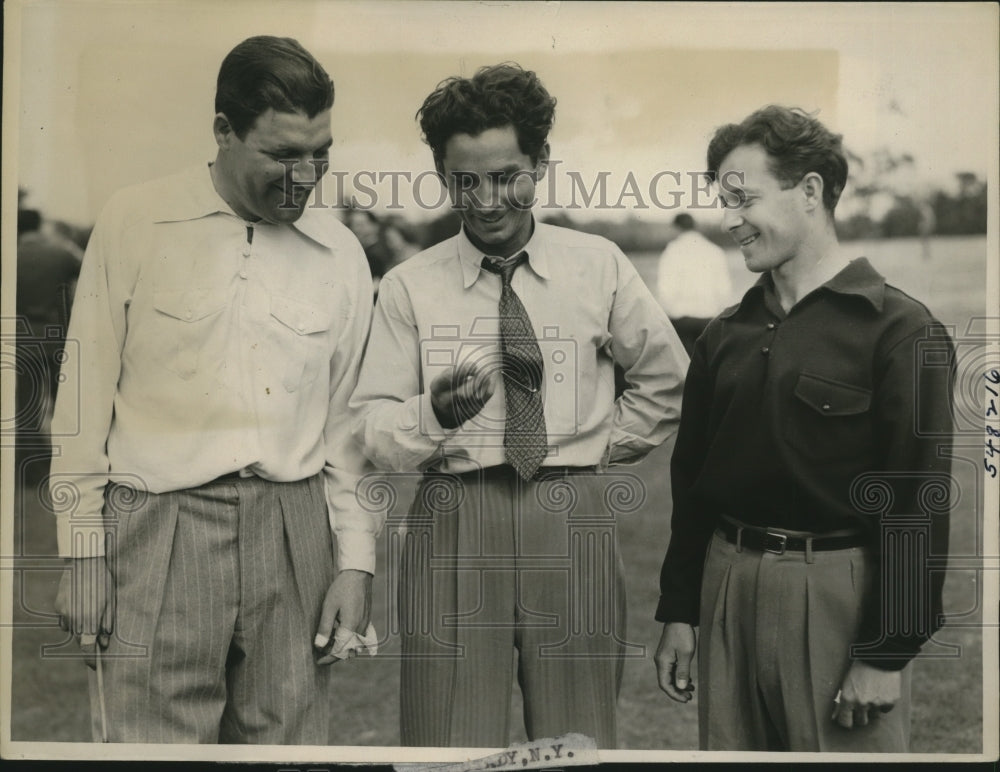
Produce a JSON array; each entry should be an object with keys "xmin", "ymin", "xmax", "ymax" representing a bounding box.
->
[
  {"xmin": 416, "ymin": 63, "xmax": 557, "ymax": 164},
  {"xmin": 707, "ymin": 106, "xmax": 848, "ymax": 212},
  {"xmin": 216, "ymin": 36, "xmax": 334, "ymax": 138}
]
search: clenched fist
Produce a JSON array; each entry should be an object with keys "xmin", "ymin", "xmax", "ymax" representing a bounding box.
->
[{"xmin": 430, "ymin": 359, "xmax": 496, "ymax": 429}]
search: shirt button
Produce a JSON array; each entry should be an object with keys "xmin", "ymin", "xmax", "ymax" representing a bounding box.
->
[
  {"xmin": 239, "ymin": 270, "xmax": 247, "ymax": 279},
  {"xmin": 760, "ymin": 346, "xmax": 770, "ymax": 355},
  {"xmin": 297, "ymin": 323, "xmax": 305, "ymax": 332},
  {"xmin": 766, "ymin": 322, "xmax": 776, "ymax": 330},
  {"xmin": 185, "ymin": 311, "xmax": 193, "ymax": 320},
  {"xmin": 242, "ymin": 248, "xmax": 251, "ymax": 258},
  {"xmin": 822, "ymin": 402, "xmax": 831, "ymax": 411}
]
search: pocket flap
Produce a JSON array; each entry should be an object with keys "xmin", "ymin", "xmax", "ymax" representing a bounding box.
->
[
  {"xmin": 153, "ymin": 289, "xmax": 228, "ymax": 322},
  {"xmin": 793, "ymin": 373, "xmax": 872, "ymax": 416},
  {"xmin": 270, "ymin": 293, "xmax": 332, "ymax": 335}
]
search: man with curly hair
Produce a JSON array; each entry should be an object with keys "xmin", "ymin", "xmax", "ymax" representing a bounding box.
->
[
  {"xmin": 653, "ymin": 106, "xmax": 954, "ymax": 751},
  {"xmin": 350, "ymin": 63, "xmax": 688, "ymax": 747}
]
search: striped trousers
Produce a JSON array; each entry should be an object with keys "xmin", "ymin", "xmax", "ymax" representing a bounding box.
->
[
  {"xmin": 398, "ymin": 466, "xmax": 629, "ymax": 748},
  {"xmin": 92, "ymin": 475, "xmax": 335, "ymax": 743}
]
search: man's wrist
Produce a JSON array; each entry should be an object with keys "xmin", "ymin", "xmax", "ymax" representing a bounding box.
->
[
  {"xmin": 337, "ymin": 568, "xmax": 373, "ymax": 578},
  {"xmin": 57, "ymin": 520, "xmax": 108, "ymax": 559},
  {"xmin": 418, "ymin": 391, "xmax": 458, "ymax": 442},
  {"xmin": 430, "ymin": 391, "xmax": 459, "ymax": 429}
]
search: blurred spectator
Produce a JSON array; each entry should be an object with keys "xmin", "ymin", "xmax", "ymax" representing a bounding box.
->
[
  {"xmin": 656, "ymin": 212, "xmax": 733, "ymax": 355},
  {"xmin": 15, "ymin": 206, "xmax": 82, "ymax": 474},
  {"xmin": 16, "ymin": 209, "xmax": 81, "ymax": 335},
  {"xmin": 344, "ymin": 207, "xmax": 393, "ymax": 293},
  {"xmin": 50, "ymin": 218, "xmax": 91, "ymax": 257},
  {"xmin": 344, "ymin": 206, "xmax": 379, "ymax": 252},
  {"xmin": 344, "ymin": 209, "xmax": 424, "ymax": 299},
  {"xmin": 376, "ymin": 220, "xmax": 420, "ymax": 268}
]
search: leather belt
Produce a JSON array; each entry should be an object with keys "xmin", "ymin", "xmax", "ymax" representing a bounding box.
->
[
  {"xmin": 718, "ymin": 516, "xmax": 865, "ymax": 555},
  {"xmin": 433, "ymin": 464, "xmax": 597, "ymax": 481},
  {"xmin": 528, "ymin": 465, "xmax": 597, "ymax": 480}
]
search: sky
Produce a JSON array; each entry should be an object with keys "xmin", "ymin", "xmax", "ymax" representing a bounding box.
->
[{"xmin": 6, "ymin": 1, "xmax": 998, "ymax": 225}]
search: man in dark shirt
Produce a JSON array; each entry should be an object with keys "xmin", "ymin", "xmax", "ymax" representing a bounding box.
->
[{"xmin": 653, "ymin": 106, "xmax": 953, "ymax": 752}]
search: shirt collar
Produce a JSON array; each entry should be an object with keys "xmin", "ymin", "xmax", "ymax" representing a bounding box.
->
[
  {"xmin": 823, "ymin": 257, "xmax": 886, "ymax": 311},
  {"xmin": 152, "ymin": 164, "xmax": 230, "ymax": 223},
  {"xmin": 722, "ymin": 257, "xmax": 886, "ymax": 319},
  {"xmin": 456, "ymin": 219, "xmax": 551, "ymax": 289},
  {"xmin": 152, "ymin": 163, "xmax": 335, "ymax": 249}
]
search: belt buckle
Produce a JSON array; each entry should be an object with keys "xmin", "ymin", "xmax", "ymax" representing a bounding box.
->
[{"xmin": 763, "ymin": 531, "xmax": 787, "ymax": 555}]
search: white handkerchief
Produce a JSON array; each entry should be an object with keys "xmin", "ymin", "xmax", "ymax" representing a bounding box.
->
[{"xmin": 315, "ymin": 623, "xmax": 378, "ymax": 664}]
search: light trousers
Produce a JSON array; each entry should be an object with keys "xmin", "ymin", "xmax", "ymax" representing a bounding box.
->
[
  {"xmin": 91, "ymin": 475, "xmax": 335, "ymax": 743},
  {"xmin": 698, "ymin": 532, "xmax": 911, "ymax": 752}
]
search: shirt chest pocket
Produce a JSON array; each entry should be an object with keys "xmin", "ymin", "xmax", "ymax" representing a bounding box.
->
[
  {"xmin": 784, "ymin": 372, "xmax": 874, "ymax": 463},
  {"xmin": 268, "ymin": 293, "xmax": 334, "ymax": 392},
  {"xmin": 152, "ymin": 289, "xmax": 229, "ymax": 379}
]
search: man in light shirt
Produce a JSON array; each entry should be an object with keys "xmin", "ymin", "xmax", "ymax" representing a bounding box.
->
[
  {"xmin": 350, "ymin": 63, "xmax": 688, "ymax": 748},
  {"xmin": 51, "ymin": 36, "xmax": 381, "ymax": 743},
  {"xmin": 656, "ymin": 212, "xmax": 734, "ymax": 355}
]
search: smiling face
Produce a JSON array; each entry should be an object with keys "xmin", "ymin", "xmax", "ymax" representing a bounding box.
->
[
  {"xmin": 716, "ymin": 143, "xmax": 812, "ymax": 274},
  {"xmin": 437, "ymin": 125, "xmax": 548, "ymax": 257},
  {"xmin": 213, "ymin": 107, "xmax": 332, "ymax": 224}
]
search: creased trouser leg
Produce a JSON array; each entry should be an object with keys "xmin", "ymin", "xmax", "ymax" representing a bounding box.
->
[
  {"xmin": 399, "ymin": 470, "xmax": 625, "ymax": 748},
  {"xmin": 699, "ymin": 533, "xmax": 911, "ymax": 752},
  {"xmin": 95, "ymin": 476, "xmax": 333, "ymax": 744}
]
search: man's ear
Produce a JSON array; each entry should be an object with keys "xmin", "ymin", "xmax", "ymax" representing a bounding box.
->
[
  {"xmin": 533, "ymin": 142, "xmax": 551, "ymax": 182},
  {"xmin": 213, "ymin": 113, "xmax": 236, "ymax": 150},
  {"xmin": 801, "ymin": 171, "xmax": 824, "ymax": 212}
]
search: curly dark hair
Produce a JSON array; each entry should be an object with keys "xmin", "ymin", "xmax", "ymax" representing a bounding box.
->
[
  {"xmin": 416, "ymin": 63, "xmax": 557, "ymax": 164},
  {"xmin": 706, "ymin": 106, "xmax": 848, "ymax": 212},
  {"xmin": 216, "ymin": 36, "xmax": 334, "ymax": 139}
]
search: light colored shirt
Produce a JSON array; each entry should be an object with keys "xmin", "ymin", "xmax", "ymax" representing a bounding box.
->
[
  {"xmin": 349, "ymin": 222, "xmax": 688, "ymax": 474},
  {"xmin": 656, "ymin": 229, "xmax": 734, "ymax": 318},
  {"xmin": 50, "ymin": 164, "xmax": 383, "ymax": 572}
]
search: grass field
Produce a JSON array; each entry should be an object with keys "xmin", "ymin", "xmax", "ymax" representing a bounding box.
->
[{"xmin": 6, "ymin": 234, "xmax": 989, "ymax": 754}]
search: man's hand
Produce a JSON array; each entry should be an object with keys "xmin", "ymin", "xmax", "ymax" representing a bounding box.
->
[
  {"xmin": 55, "ymin": 556, "xmax": 115, "ymax": 670},
  {"xmin": 315, "ymin": 569, "xmax": 373, "ymax": 662},
  {"xmin": 430, "ymin": 359, "xmax": 495, "ymax": 430},
  {"xmin": 654, "ymin": 622, "xmax": 697, "ymax": 703},
  {"xmin": 831, "ymin": 660, "xmax": 901, "ymax": 728}
]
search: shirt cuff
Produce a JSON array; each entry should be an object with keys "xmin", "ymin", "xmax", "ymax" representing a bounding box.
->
[
  {"xmin": 56, "ymin": 516, "xmax": 107, "ymax": 558},
  {"xmin": 851, "ymin": 651, "xmax": 915, "ymax": 672},
  {"xmin": 654, "ymin": 591, "xmax": 700, "ymax": 625},
  {"xmin": 606, "ymin": 431, "xmax": 663, "ymax": 466},
  {"xmin": 850, "ymin": 621, "xmax": 924, "ymax": 671},
  {"xmin": 417, "ymin": 391, "xmax": 459, "ymax": 443},
  {"xmin": 335, "ymin": 528, "xmax": 377, "ymax": 575}
]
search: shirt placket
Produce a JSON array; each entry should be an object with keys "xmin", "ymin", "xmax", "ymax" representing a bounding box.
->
[
  {"xmin": 758, "ymin": 290, "xmax": 786, "ymax": 486},
  {"xmin": 237, "ymin": 221, "xmax": 266, "ymax": 464}
]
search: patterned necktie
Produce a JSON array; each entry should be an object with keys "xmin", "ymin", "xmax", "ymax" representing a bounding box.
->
[{"xmin": 482, "ymin": 253, "xmax": 548, "ymax": 480}]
